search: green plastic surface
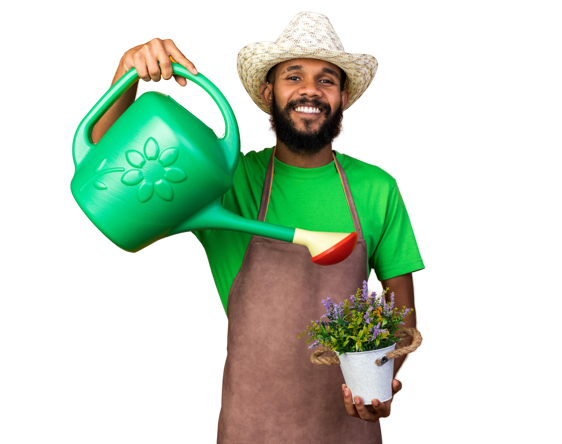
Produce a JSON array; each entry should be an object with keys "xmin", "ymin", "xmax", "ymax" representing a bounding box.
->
[{"xmin": 71, "ymin": 64, "xmax": 294, "ymax": 252}]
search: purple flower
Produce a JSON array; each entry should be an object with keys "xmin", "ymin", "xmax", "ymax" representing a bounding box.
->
[
  {"xmin": 363, "ymin": 306, "xmax": 375, "ymax": 323},
  {"xmin": 321, "ymin": 297, "xmax": 333, "ymax": 312},
  {"xmin": 361, "ymin": 280, "xmax": 369, "ymax": 301},
  {"xmin": 308, "ymin": 340, "xmax": 320, "ymax": 349},
  {"xmin": 369, "ymin": 321, "xmax": 389, "ymax": 342},
  {"xmin": 302, "ymin": 281, "xmax": 414, "ymax": 354},
  {"xmin": 380, "ymin": 290, "xmax": 396, "ymax": 316}
]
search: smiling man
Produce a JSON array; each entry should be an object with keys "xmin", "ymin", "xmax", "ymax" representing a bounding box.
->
[
  {"xmin": 92, "ymin": 11, "xmax": 424, "ymax": 444},
  {"xmin": 211, "ymin": 20, "xmax": 426, "ymax": 441}
]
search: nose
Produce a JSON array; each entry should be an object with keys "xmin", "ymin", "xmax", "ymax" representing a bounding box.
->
[{"xmin": 297, "ymin": 78, "xmax": 321, "ymax": 98}]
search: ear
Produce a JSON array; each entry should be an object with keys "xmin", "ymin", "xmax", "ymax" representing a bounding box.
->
[
  {"xmin": 260, "ymin": 82, "xmax": 274, "ymax": 110},
  {"xmin": 340, "ymin": 89, "xmax": 349, "ymax": 110}
]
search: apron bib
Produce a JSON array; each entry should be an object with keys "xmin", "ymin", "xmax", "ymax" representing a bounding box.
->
[{"xmin": 217, "ymin": 150, "xmax": 382, "ymax": 443}]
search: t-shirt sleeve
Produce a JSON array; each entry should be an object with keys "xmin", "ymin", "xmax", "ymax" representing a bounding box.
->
[{"xmin": 370, "ymin": 181, "xmax": 425, "ymax": 281}]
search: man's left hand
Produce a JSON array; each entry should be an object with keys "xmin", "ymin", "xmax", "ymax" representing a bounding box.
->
[{"xmin": 341, "ymin": 379, "xmax": 402, "ymax": 422}]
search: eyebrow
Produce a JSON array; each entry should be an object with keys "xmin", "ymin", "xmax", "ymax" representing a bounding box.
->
[{"xmin": 280, "ymin": 65, "xmax": 340, "ymax": 80}]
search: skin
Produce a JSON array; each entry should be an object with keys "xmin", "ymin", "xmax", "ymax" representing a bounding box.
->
[{"xmin": 260, "ymin": 59, "xmax": 349, "ymax": 168}]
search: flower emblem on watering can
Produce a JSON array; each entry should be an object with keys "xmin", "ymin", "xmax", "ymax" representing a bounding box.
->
[{"xmin": 121, "ymin": 137, "xmax": 187, "ymax": 203}]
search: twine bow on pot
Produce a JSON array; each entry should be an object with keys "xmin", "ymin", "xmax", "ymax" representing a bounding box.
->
[{"xmin": 309, "ymin": 327, "xmax": 422, "ymax": 366}]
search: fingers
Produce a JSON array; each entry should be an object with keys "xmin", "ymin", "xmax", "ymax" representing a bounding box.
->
[
  {"xmin": 144, "ymin": 43, "xmax": 162, "ymax": 82},
  {"xmin": 342, "ymin": 382, "xmax": 398, "ymax": 423},
  {"xmin": 354, "ymin": 396, "xmax": 379, "ymax": 422},
  {"xmin": 122, "ymin": 38, "xmax": 196, "ymax": 86},
  {"xmin": 164, "ymin": 39, "xmax": 198, "ymax": 75},
  {"xmin": 370, "ymin": 398, "xmax": 391, "ymax": 418},
  {"xmin": 164, "ymin": 39, "xmax": 196, "ymax": 87},
  {"xmin": 156, "ymin": 47, "xmax": 173, "ymax": 81},
  {"xmin": 127, "ymin": 39, "xmax": 161, "ymax": 82},
  {"xmin": 392, "ymin": 379, "xmax": 402, "ymax": 395},
  {"xmin": 341, "ymin": 384, "xmax": 359, "ymax": 418}
]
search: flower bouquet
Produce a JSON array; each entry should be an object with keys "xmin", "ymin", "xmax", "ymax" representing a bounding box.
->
[{"xmin": 298, "ymin": 281, "xmax": 422, "ymax": 405}]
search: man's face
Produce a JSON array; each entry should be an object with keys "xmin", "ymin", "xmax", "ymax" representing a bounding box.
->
[{"xmin": 263, "ymin": 58, "xmax": 349, "ymax": 156}]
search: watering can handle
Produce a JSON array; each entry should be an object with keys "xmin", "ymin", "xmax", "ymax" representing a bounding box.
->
[{"xmin": 73, "ymin": 63, "xmax": 240, "ymax": 169}]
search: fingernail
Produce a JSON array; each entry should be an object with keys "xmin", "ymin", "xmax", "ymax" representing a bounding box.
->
[
  {"xmin": 345, "ymin": 389, "xmax": 349, "ymax": 396},
  {"xmin": 193, "ymin": 68, "xmax": 198, "ymax": 75},
  {"xmin": 373, "ymin": 400, "xmax": 379, "ymax": 407},
  {"xmin": 355, "ymin": 397, "xmax": 361, "ymax": 404}
]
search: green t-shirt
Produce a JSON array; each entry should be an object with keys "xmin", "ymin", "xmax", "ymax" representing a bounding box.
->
[{"xmin": 194, "ymin": 147, "xmax": 424, "ymax": 314}]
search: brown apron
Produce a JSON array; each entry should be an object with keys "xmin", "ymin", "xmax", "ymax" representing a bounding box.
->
[{"xmin": 217, "ymin": 150, "xmax": 382, "ymax": 443}]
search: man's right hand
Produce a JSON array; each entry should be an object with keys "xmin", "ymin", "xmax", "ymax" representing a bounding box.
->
[
  {"xmin": 120, "ymin": 38, "xmax": 198, "ymax": 86},
  {"xmin": 92, "ymin": 38, "xmax": 197, "ymax": 143}
]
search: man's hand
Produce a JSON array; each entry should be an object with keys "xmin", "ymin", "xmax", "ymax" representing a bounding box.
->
[
  {"xmin": 341, "ymin": 380, "xmax": 402, "ymax": 423},
  {"xmin": 120, "ymin": 38, "xmax": 198, "ymax": 86},
  {"xmin": 92, "ymin": 38, "xmax": 198, "ymax": 143}
]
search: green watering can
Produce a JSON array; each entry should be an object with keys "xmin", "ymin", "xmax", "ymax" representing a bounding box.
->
[{"xmin": 71, "ymin": 63, "xmax": 357, "ymax": 265}]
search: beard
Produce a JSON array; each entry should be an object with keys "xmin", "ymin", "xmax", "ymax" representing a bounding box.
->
[{"xmin": 269, "ymin": 93, "xmax": 344, "ymax": 156}]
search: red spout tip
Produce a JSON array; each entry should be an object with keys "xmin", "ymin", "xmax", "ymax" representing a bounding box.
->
[{"xmin": 311, "ymin": 232, "xmax": 358, "ymax": 266}]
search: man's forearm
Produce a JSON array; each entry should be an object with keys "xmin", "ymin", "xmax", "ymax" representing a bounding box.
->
[
  {"xmin": 91, "ymin": 60, "xmax": 139, "ymax": 144},
  {"xmin": 380, "ymin": 273, "xmax": 417, "ymax": 378},
  {"xmin": 391, "ymin": 309, "xmax": 416, "ymax": 378}
]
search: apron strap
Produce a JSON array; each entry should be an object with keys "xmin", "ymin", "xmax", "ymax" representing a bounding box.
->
[{"xmin": 332, "ymin": 152, "xmax": 364, "ymax": 238}]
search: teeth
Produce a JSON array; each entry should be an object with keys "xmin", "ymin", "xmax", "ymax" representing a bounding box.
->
[{"xmin": 295, "ymin": 106, "xmax": 321, "ymax": 114}]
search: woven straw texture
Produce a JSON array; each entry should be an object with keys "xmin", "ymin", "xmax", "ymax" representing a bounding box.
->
[{"xmin": 237, "ymin": 11, "xmax": 378, "ymax": 114}]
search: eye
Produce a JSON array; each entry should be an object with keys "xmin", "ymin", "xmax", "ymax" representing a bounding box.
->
[
  {"xmin": 287, "ymin": 76, "xmax": 334, "ymax": 84},
  {"xmin": 287, "ymin": 76, "xmax": 300, "ymax": 81}
]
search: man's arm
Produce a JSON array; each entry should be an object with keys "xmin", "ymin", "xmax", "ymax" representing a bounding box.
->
[
  {"xmin": 91, "ymin": 62, "xmax": 138, "ymax": 144},
  {"xmin": 380, "ymin": 272, "xmax": 416, "ymax": 378}
]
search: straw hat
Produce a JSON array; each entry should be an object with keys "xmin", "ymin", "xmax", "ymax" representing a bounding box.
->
[{"xmin": 237, "ymin": 11, "xmax": 378, "ymax": 114}]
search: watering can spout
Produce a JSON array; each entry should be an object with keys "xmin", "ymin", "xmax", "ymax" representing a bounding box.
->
[
  {"xmin": 170, "ymin": 199, "xmax": 295, "ymax": 239},
  {"xmin": 171, "ymin": 200, "xmax": 358, "ymax": 266}
]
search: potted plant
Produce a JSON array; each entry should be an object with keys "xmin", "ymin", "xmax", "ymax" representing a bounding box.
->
[{"xmin": 298, "ymin": 281, "xmax": 422, "ymax": 405}]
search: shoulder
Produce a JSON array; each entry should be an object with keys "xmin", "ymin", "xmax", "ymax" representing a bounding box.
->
[
  {"xmin": 234, "ymin": 147, "xmax": 273, "ymax": 177},
  {"xmin": 336, "ymin": 151, "xmax": 398, "ymax": 194},
  {"xmin": 242, "ymin": 146, "xmax": 273, "ymax": 165},
  {"xmin": 228, "ymin": 147, "xmax": 273, "ymax": 199}
]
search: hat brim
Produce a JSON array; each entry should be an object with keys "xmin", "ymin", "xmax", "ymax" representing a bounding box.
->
[{"xmin": 237, "ymin": 41, "xmax": 378, "ymax": 114}]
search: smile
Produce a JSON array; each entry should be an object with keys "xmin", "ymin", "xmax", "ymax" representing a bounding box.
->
[{"xmin": 293, "ymin": 106, "xmax": 322, "ymax": 114}]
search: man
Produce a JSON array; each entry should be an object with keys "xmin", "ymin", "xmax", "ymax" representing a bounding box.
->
[{"xmin": 93, "ymin": 11, "xmax": 424, "ymax": 444}]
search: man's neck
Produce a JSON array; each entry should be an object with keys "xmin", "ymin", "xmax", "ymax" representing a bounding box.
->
[{"xmin": 274, "ymin": 141, "xmax": 334, "ymax": 168}]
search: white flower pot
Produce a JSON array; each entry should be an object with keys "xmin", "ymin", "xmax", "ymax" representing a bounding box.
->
[{"xmin": 337, "ymin": 343, "xmax": 396, "ymax": 405}]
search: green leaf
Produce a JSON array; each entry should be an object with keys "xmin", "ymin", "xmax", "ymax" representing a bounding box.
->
[
  {"xmin": 95, "ymin": 159, "xmax": 107, "ymax": 172},
  {"xmin": 121, "ymin": 169, "xmax": 143, "ymax": 186}
]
